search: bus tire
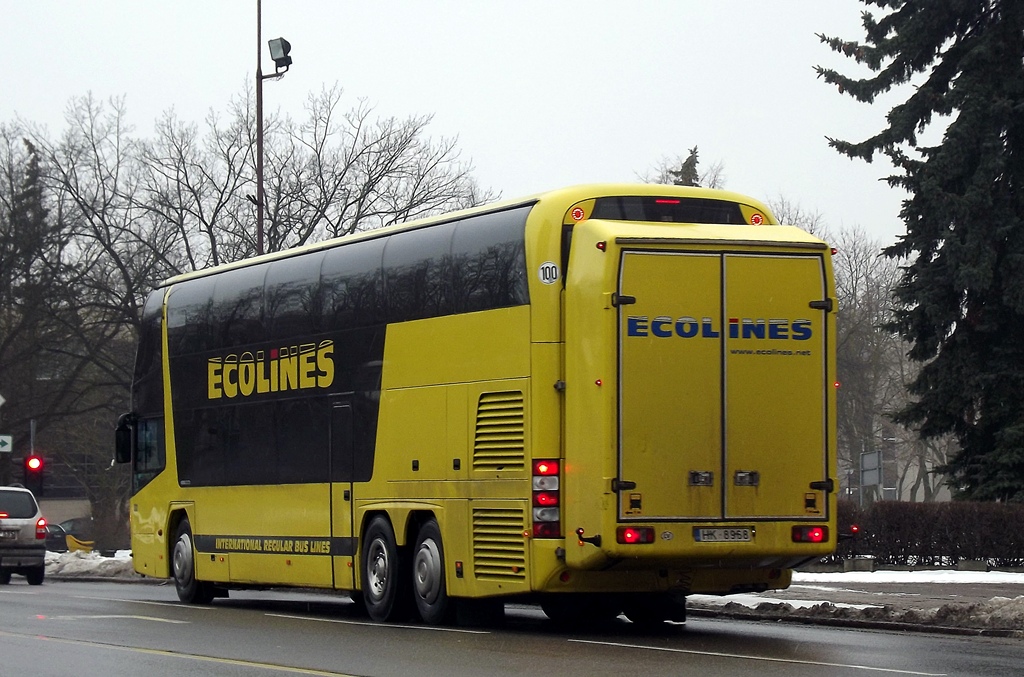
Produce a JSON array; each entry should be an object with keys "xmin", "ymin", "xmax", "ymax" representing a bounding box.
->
[
  {"xmin": 412, "ymin": 520, "xmax": 453, "ymax": 624},
  {"xmin": 172, "ymin": 518, "xmax": 214, "ymax": 604},
  {"xmin": 362, "ymin": 516, "xmax": 409, "ymax": 622}
]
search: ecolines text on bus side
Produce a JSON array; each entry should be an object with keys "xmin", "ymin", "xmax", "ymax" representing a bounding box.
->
[
  {"xmin": 207, "ymin": 340, "xmax": 335, "ymax": 400},
  {"xmin": 626, "ymin": 316, "xmax": 813, "ymax": 341}
]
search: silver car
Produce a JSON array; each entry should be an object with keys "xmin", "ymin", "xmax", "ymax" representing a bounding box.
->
[{"xmin": 0, "ymin": 485, "xmax": 46, "ymax": 585}]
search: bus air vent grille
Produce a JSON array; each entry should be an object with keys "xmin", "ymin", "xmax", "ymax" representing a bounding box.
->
[
  {"xmin": 473, "ymin": 391, "xmax": 525, "ymax": 471},
  {"xmin": 472, "ymin": 507, "xmax": 527, "ymax": 580}
]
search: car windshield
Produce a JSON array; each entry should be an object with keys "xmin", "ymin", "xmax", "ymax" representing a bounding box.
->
[{"xmin": 0, "ymin": 490, "xmax": 38, "ymax": 518}]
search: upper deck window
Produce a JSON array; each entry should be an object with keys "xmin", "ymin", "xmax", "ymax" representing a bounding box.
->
[{"xmin": 591, "ymin": 196, "xmax": 745, "ymax": 225}]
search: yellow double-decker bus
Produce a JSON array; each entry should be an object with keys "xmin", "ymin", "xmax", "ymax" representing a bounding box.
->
[{"xmin": 115, "ymin": 184, "xmax": 838, "ymax": 625}]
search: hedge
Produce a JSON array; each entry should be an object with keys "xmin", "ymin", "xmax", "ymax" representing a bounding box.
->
[{"xmin": 830, "ymin": 500, "xmax": 1024, "ymax": 567}]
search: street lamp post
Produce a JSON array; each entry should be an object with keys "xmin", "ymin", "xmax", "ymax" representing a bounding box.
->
[{"xmin": 254, "ymin": 0, "xmax": 292, "ymax": 257}]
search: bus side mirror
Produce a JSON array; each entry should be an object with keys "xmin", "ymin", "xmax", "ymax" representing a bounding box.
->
[{"xmin": 115, "ymin": 412, "xmax": 135, "ymax": 464}]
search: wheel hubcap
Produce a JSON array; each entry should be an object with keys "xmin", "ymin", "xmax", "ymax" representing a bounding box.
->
[
  {"xmin": 173, "ymin": 533, "xmax": 194, "ymax": 586},
  {"xmin": 366, "ymin": 538, "xmax": 389, "ymax": 602},
  {"xmin": 413, "ymin": 538, "xmax": 442, "ymax": 604}
]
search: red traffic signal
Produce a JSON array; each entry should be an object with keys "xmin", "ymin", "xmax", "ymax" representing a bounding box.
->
[{"xmin": 23, "ymin": 454, "xmax": 44, "ymax": 496}]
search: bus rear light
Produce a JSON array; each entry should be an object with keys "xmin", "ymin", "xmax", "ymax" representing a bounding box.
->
[
  {"xmin": 533, "ymin": 460, "xmax": 559, "ymax": 476},
  {"xmin": 533, "ymin": 522, "xmax": 561, "ymax": 538},
  {"xmin": 533, "ymin": 491, "xmax": 559, "ymax": 507},
  {"xmin": 792, "ymin": 525, "xmax": 829, "ymax": 543},
  {"xmin": 531, "ymin": 458, "xmax": 562, "ymax": 538},
  {"xmin": 532, "ymin": 475, "xmax": 558, "ymax": 491},
  {"xmin": 36, "ymin": 517, "xmax": 47, "ymax": 539},
  {"xmin": 616, "ymin": 526, "xmax": 655, "ymax": 544}
]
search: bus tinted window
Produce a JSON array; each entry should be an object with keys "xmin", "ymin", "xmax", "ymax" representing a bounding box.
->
[
  {"xmin": 134, "ymin": 290, "xmax": 165, "ymax": 416},
  {"xmin": 167, "ymin": 278, "xmax": 217, "ymax": 356},
  {"xmin": 592, "ymin": 196, "xmax": 745, "ymax": 224},
  {"xmin": 450, "ymin": 207, "xmax": 530, "ymax": 312},
  {"xmin": 321, "ymin": 236, "xmax": 387, "ymax": 330},
  {"xmin": 383, "ymin": 221, "xmax": 457, "ymax": 322},
  {"xmin": 211, "ymin": 263, "xmax": 269, "ymax": 348},
  {"xmin": 265, "ymin": 252, "xmax": 327, "ymax": 340}
]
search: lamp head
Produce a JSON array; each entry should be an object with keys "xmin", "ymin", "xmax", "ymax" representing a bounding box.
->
[{"xmin": 268, "ymin": 37, "xmax": 292, "ymax": 71}]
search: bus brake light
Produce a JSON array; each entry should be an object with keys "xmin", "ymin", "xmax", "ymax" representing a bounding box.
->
[
  {"xmin": 616, "ymin": 526, "xmax": 655, "ymax": 544},
  {"xmin": 533, "ymin": 460, "xmax": 559, "ymax": 476},
  {"xmin": 792, "ymin": 525, "xmax": 829, "ymax": 543}
]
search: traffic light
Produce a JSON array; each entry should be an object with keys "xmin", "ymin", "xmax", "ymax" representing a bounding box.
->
[{"xmin": 23, "ymin": 454, "xmax": 44, "ymax": 496}]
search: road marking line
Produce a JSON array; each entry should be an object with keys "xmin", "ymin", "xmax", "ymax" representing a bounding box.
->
[
  {"xmin": 47, "ymin": 614, "xmax": 189, "ymax": 624},
  {"xmin": 74, "ymin": 595, "xmax": 216, "ymax": 609},
  {"xmin": 0, "ymin": 629, "xmax": 357, "ymax": 676},
  {"xmin": 267, "ymin": 612, "xmax": 491, "ymax": 634},
  {"xmin": 568, "ymin": 639, "xmax": 947, "ymax": 676}
]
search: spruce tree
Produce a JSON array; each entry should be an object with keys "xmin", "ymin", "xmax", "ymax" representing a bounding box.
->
[
  {"xmin": 817, "ymin": 1, "xmax": 1024, "ymax": 500},
  {"xmin": 668, "ymin": 146, "xmax": 701, "ymax": 187}
]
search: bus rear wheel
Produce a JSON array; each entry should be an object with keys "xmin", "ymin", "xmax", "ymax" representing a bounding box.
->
[
  {"xmin": 172, "ymin": 518, "xmax": 215, "ymax": 604},
  {"xmin": 362, "ymin": 516, "xmax": 410, "ymax": 622},
  {"xmin": 412, "ymin": 520, "xmax": 453, "ymax": 624}
]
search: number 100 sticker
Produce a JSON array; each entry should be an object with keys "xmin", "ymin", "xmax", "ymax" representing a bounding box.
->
[{"xmin": 538, "ymin": 262, "xmax": 560, "ymax": 285}]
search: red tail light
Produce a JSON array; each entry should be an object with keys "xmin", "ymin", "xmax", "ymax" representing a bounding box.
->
[
  {"xmin": 616, "ymin": 526, "xmax": 655, "ymax": 544},
  {"xmin": 532, "ymin": 459, "xmax": 561, "ymax": 538},
  {"xmin": 792, "ymin": 525, "xmax": 829, "ymax": 543},
  {"xmin": 36, "ymin": 517, "xmax": 47, "ymax": 539}
]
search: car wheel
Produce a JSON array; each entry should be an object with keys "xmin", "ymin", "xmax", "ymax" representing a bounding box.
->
[
  {"xmin": 412, "ymin": 520, "xmax": 453, "ymax": 624},
  {"xmin": 25, "ymin": 565, "xmax": 45, "ymax": 586},
  {"xmin": 362, "ymin": 516, "xmax": 410, "ymax": 622},
  {"xmin": 0, "ymin": 570, "xmax": 11, "ymax": 585},
  {"xmin": 172, "ymin": 517, "xmax": 214, "ymax": 604}
]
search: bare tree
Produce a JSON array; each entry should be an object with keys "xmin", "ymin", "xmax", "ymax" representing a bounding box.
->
[
  {"xmin": 831, "ymin": 226, "xmax": 953, "ymax": 502},
  {"xmin": 765, "ymin": 194, "xmax": 827, "ymax": 235},
  {"xmin": 136, "ymin": 83, "xmax": 493, "ymax": 266}
]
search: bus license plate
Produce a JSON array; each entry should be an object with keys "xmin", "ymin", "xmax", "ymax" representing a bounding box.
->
[{"xmin": 694, "ymin": 527, "xmax": 751, "ymax": 542}]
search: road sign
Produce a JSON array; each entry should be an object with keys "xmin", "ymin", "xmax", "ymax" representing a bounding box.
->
[{"xmin": 0, "ymin": 434, "xmax": 11, "ymax": 453}]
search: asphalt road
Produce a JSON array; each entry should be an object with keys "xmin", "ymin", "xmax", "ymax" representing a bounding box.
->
[{"xmin": 0, "ymin": 579, "xmax": 1020, "ymax": 677}]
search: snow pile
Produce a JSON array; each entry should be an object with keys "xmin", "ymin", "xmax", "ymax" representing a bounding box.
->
[
  {"xmin": 691, "ymin": 595, "xmax": 1024, "ymax": 632},
  {"xmin": 45, "ymin": 549, "xmax": 138, "ymax": 579},
  {"xmin": 690, "ymin": 570, "xmax": 1024, "ymax": 632}
]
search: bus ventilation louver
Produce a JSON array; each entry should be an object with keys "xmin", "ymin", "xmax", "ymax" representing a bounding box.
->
[
  {"xmin": 472, "ymin": 507, "xmax": 527, "ymax": 581},
  {"xmin": 473, "ymin": 391, "xmax": 525, "ymax": 471}
]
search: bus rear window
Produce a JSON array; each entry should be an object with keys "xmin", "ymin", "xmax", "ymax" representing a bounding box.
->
[{"xmin": 591, "ymin": 196, "xmax": 745, "ymax": 225}]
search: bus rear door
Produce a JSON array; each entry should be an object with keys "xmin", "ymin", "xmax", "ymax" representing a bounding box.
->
[{"xmin": 615, "ymin": 249, "xmax": 831, "ymax": 524}]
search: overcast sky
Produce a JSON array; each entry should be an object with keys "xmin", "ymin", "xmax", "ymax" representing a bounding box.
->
[{"xmin": 2, "ymin": 1, "xmax": 909, "ymax": 244}]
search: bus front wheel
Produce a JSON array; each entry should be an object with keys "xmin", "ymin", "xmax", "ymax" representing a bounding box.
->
[
  {"xmin": 362, "ymin": 516, "xmax": 410, "ymax": 622},
  {"xmin": 172, "ymin": 518, "xmax": 215, "ymax": 604},
  {"xmin": 413, "ymin": 520, "xmax": 453, "ymax": 624}
]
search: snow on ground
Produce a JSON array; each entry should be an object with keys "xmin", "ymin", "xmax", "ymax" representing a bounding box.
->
[
  {"xmin": 795, "ymin": 570, "xmax": 1024, "ymax": 585},
  {"xmin": 45, "ymin": 549, "xmax": 136, "ymax": 579},
  {"xmin": 689, "ymin": 570, "xmax": 1024, "ymax": 632},
  {"xmin": 43, "ymin": 551, "xmax": 1024, "ymax": 632}
]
